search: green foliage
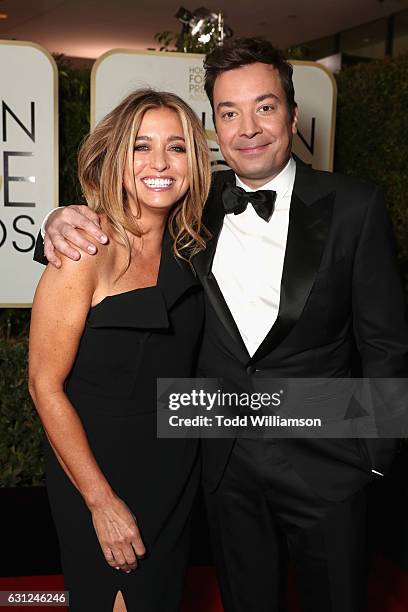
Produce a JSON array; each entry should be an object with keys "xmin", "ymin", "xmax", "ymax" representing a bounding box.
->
[
  {"xmin": 176, "ymin": 30, "xmax": 220, "ymax": 54},
  {"xmin": 154, "ymin": 31, "xmax": 179, "ymax": 52},
  {"xmin": 0, "ymin": 321, "xmax": 45, "ymax": 486},
  {"xmin": 154, "ymin": 29, "xmax": 220, "ymax": 54},
  {"xmin": 285, "ymin": 46, "xmax": 307, "ymax": 60},
  {"xmin": 0, "ymin": 309, "xmax": 30, "ymax": 341},
  {"xmin": 55, "ymin": 54, "xmax": 90, "ymax": 204},
  {"xmin": 334, "ymin": 53, "xmax": 408, "ymax": 286}
]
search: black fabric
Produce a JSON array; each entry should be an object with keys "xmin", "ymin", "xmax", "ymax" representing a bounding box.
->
[
  {"xmin": 43, "ymin": 236, "xmax": 204, "ymax": 611},
  {"xmin": 205, "ymin": 438, "xmax": 368, "ymax": 612},
  {"xmin": 222, "ymin": 182, "xmax": 277, "ymax": 221},
  {"xmin": 34, "ymin": 205, "xmax": 68, "ymax": 266},
  {"xmin": 193, "ymin": 158, "xmax": 407, "ymax": 500},
  {"xmin": 33, "ymin": 229, "xmax": 49, "ymax": 265}
]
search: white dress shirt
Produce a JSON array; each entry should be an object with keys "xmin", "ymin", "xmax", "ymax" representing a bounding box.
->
[{"xmin": 212, "ymin": 156, "xmax": 296, "ymax": 357}]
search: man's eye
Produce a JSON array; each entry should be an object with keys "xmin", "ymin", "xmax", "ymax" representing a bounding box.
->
[
  {"xmin": 259, "ymin": 104, "xmax": 275, "ymax": 112},
  {"xmin": 221, "ymin": 111, "xmax": 237, "ymax": 119}
]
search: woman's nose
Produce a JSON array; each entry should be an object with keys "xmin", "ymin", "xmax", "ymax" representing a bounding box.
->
[{"xmin": 150, "ymin": 149, "xmax": 169, "ymax": 172}]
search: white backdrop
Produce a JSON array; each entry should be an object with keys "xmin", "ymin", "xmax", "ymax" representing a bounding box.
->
[
  {"xmin": 0, "ymin": 41, "xmax": 58, "ymax": 307},
  {"xmin": 91, "ymin": 49, "xmax": 336, "ymax": 172}
]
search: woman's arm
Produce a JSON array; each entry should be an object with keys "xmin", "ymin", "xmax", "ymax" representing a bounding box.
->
[{"xmin": 29, "ymin": 255, "xmax": 145, "ymax": 572}]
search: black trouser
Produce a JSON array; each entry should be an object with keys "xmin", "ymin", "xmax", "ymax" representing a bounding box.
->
[{"xmin": 205, "ymin": 438, "xmax": 368, "ymax": 612}]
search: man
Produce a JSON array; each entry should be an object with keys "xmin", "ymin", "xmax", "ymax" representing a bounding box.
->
[{"xmin": 36, "ymin": 38, "xmax": 408, "ymax": 612}]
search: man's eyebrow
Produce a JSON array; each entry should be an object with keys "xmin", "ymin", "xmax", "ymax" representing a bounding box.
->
[
  {"xmin": 135, "ymin": 135, "xmax": 185, "ymax": 141},
  {"xmin": 216, "ymin": 92, "xmax": 280, "ymax": 111},
  {"xmin": 256, "ymin": 93, "xmax": 280, "ymax": 103}
]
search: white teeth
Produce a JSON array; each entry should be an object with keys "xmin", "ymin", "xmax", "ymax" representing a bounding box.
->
[{"xmin": 143, "ymin": 178, "xmax": 174, "ymax": 187}]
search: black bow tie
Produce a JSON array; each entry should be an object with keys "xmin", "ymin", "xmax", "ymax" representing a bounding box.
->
[{"xmin": 222, "ymin": 183, "xmax": 277, "ymax": 222}]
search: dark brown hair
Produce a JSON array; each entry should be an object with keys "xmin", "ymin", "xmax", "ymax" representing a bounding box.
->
[{"xmin": 204, "ymin": 37, "xmax": 297, "ymax": 118}]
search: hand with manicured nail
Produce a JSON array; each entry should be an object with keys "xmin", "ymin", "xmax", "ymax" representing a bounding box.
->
[{"xmin": 44, "ymin": 205, "xmax": 109, "ymax": 268}]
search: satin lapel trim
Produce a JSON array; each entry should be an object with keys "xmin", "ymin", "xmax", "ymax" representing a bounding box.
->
[
  {"xmin": 203, "ymin": 272, "xmax": 250, "ymax": 357},
  {"xmin": 192, "ymin": 170, "xmax": 234, "ymax": 280},
  {"xmin": 251, "ymin": 190, "xmax": 335, "ymax": 362},
  {"xmin": 192, "ymin": 169, "xmax": 249, "ymax": 354},
  {"xmin": 192, "ymin": 217, "xmax": 223, "ymax": 280}
]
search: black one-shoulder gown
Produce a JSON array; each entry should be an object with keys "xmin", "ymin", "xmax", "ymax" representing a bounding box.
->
[{"xmin": 43, "ymin": 236, "xmax": 204, "ymax": 611}]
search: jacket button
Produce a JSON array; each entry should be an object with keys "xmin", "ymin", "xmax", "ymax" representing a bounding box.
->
[{"xmin": 246, "ymin": 365, "xmax": 255, "ymax": 375}]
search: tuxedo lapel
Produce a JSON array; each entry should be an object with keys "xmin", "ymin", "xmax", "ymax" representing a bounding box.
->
[
  {"xmin": 193, "ymin": 160, "xmax": 335, "ymax": 362},
  {"xmin": 251, "ymin": 159, "xmax": 335, "ymax": 363},
  {"xmin": 193, "ymin": 169, "xmax": 232, "ymax": 278},
  {"xmin": 193, "ymin": 170, "xmax": 249, "ymax": 355}
]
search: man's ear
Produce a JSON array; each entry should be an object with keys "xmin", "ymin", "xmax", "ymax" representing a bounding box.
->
[
  {"xmin": 212, "ymin": 112, "xmax": 219, "ymax": 142},
  {"xmin": 291, "ymin": 105, "xmax": 299, "ymax": 134}
]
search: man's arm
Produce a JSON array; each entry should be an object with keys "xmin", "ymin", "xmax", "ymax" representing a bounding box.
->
[
  {"xmin": 352, "ymin": 187, "xmax": 408, "ymax": 442},
  {"xmin": 34, "ymin": 204, "xmax": 108, "ymax": 268},
  {"xmin": 352, "ymin": 186, "xmax": 408, "ymax": 376},
  {"xmin": 33, "ymin": 230, "xmax": 49, "ymax": 266}
]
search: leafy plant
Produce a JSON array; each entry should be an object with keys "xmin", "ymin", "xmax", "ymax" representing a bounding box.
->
[
  {"xmin": 55, "ymin": 54, "xmax": 91, "ymax": 204},
  {"xmin": 0, "ymin": 316, "xmax": 45, "ymax": 486},
  {"xmin": 285, "ymin": 46, "xmax": 307, "ymax": 60},
  {"xmin": 335, "ymin": 52, "xmax": 408, "ymax": 287},
  {"xmin": 154, "ymin": 26, "xmax": 221, "ymax": 54},
  {"xmin": 154, "ymin": 31, "xmax": 179, "ymax": 52}
]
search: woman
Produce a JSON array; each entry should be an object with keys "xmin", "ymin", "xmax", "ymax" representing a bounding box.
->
[{"xmin": 29, "ymin": 90, "xmax": 211, "ymax": 612}]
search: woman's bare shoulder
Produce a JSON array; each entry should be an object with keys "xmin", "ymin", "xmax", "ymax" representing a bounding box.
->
[{"xmin": 39, "ymin": 215, "xmax": 114, "ymax": 296}]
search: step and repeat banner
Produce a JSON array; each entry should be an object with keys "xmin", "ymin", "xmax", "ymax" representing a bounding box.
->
[
  {"xmin": 1, "ymin": 45, "xmax": 336, "ymax": 306},
  {"xmin": 0, "ymin": 41, "xmax": 58, "ymax": 307}
]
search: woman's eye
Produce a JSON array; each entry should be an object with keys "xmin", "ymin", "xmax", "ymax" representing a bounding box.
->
[
  {"xmin": 134, "ymin": 144, "xmax": 150, "ymax": 151},
  {"xmin": 169, "ymin": 145, "xmax": 186, "ymax": 153}
]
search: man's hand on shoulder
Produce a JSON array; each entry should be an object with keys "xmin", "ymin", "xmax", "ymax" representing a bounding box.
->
[{"xmin": 44, "ymin": 204, "xmax": 109, "ymax": 268}]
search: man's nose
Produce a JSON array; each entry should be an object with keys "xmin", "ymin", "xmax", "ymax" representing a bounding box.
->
[{"xmin": 239, "ymin": 114, "xmax": 262, "ymax": 138}]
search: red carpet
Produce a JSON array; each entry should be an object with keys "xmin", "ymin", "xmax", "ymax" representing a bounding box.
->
[{"xmin": 0, "ymin": 556, "xmax": 407, "ymax": 611}]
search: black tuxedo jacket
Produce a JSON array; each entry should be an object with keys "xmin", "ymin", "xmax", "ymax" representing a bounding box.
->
[{"xmin": 192, "ymin": 157, "xmax": 408, "ymax": 501}]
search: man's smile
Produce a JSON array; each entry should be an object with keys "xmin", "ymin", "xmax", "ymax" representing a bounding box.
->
[{"xmin": 236, "ymin": 143, "xmax": 270, "ymax": 155}]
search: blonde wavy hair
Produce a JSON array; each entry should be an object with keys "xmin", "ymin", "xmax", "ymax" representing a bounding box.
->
[{"xmin": 78, "ymin": 89, "xmax": 211, "ymax": 263}]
